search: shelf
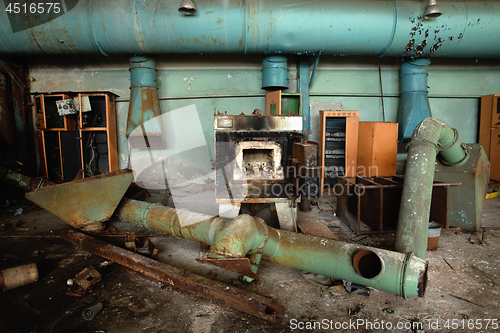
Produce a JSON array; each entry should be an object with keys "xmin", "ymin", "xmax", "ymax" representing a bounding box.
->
[
  {"xmin": 81, "ymin": 127, "xmax": 107, "ymax": 131},
  {"xmin": 34, "ymin": 92, "xmax": 118, "ymax": 182},
  {"xmin": 319, "ymin": 111, "xmax": 359, "ymax": 193}
]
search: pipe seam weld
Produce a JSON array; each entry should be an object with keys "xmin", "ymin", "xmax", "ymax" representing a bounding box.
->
[
  {"xmin": 247, "ymin": 217, "xmax": 270, "ymax": 255},
  {"xmin": 169, "ymin": 208, "xmax": 185, "ymax": 239},
  {"xmin": 438, "ymin": 128, "xmax": 459, "ymax": 151},
  {"xmin": 141, "ymin": 202, "xmax": 158, "ymax": 230},
  {"xmin": 400, "ymin": 252, "xmax": 413, "ymax": 300},
  {"xmin": 440, "ymin": 144, "xmax": 469, "ymax": 166}
]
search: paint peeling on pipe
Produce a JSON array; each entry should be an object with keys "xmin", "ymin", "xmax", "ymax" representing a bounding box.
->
[
  {"xmin": 116, "ymin": 198, "xmax": 428, "ymax": 299},
  {"xmin": 1, "ymin": 1, "xmax": 500, "ymax": 58},
  {"xmin": 395, "ymin": 117, "xmax": 468, "ymax": 259}
]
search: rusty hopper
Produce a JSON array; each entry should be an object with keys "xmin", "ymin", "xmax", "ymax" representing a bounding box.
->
[{"xmin": 25, "ymin": 169, "xmax": 134, "ymax": 232}]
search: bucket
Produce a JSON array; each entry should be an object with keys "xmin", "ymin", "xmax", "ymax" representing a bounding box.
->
[{"xmin": 427, "ymin": 222, "xmax": 442, "ymax": 251}]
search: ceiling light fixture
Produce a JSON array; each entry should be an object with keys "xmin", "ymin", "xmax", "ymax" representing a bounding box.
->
[
  {"xmin": 424, "ymin": 0, "xmax": 442, "ymax": 19},
  {"xmin": 179, "ymin": 0, "xmax": 196, "ymax": 15}
]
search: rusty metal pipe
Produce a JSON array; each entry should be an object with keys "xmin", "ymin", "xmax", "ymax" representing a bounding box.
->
[
  {"xmin": 0, "ymin": 167, "xmax": 52, "ymax": 191},
  {"xmin": 395, "ymin": 117, "xmax": 468, "ymax": 259},
  {"xmin": 116, "ymin": 198, "xmax": 427, "ymax": 299},
  {"xmin": 126, "ymin": 56, "xmax": 164, "ymax": 148}
]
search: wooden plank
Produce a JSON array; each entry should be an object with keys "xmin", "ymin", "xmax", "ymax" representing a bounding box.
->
[
  {"xmin": 297, "ymin": 217, "xmax": 338, "ymax": 240},
  {"xmin": 345, "ymin": 113, "xmax": 359, "ymax": 177},
  {"xmin": 479, "ymin": 95, "xmax": 493, "ymax": 159},
  {"xmin": 265, "ymin": 90, "xmax": 281, "ymax": 115},
  {"xmin": 107, "ymin": 94, "xmax": 119, "ymax": 172},
  {"xmin": 319, "ymin": 111, "xmax": 326, "ymax": 193}
]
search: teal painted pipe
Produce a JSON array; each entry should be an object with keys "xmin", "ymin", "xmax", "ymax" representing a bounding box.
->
[
  {"xmin": 262, "ymin": 56, "xmax": 288, "ymax": 90},
  {"xmin": 126, "ymin": 56, "xmax": 164, "ymax": 148},
  {"xmin": 298, "ymin": 56, "xmax": 311, "ymax": 135},
  {"xmin": 1, "ymin": 1, "xmax": 500, "ymax": 57},
  {"xmin": 116, "ymin": 198, "xmax": 428, "ymax": 299},
  {"xmin": 397, "ymin": 58, "xmax": 432, "ymax": 147},
  {"xmin": 395, "ymin": 117, "xmax": 468, "ymax": 259}
]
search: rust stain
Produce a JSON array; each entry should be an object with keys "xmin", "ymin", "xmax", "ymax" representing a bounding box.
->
[
  {"xmin": 211, "ymin": 36, "xmax": 220, "ymax": 45},
  {"xmin": 193, "ymin": 37, "xmax": 201, "ymax": 44},
  {"xmin": 216, "ymin": 18, "xmax": 224, "ymax": 25},
  {"xmin": 406, "ymin": 39, "xmax": 415, "ymax": 53},
  {"xmin": 239, "ymin": 33, "xmax": 243, "ymax": 47}
]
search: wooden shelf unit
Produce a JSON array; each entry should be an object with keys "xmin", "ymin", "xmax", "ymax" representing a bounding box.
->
[
  {"xmin": 76, "ymin": 92, "xmax": 118, "ymax": 178},
  {"xmin": 34, "ymin": 92, "xmax": 118, "ymax": 182},
  {"xmin": 319, "ymin": 111, "xmax": 359, "ymax": 193}
]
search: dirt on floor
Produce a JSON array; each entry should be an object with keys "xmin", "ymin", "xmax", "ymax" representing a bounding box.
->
[{"xmin": 0, "ymin": 188, "xmax": 499, "ymax": 333}]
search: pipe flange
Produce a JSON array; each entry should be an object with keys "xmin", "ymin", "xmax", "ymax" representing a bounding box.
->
[
  {"xmin": 249, "ymin": 217, "xmax": 270, "ymax": 255},
  {"xmin": 438, "ymin": 128, "xmax": 459, "ymax": 152},
  {"xmin": 400, "ymin": 252, "xmax": 414, "ymax": 300},
  {"xmin": 439, "ymin": 143, "xmax": 469, "ymax": 166},
  {"xmin": 169, "ymin": 209, "xmax": 182, "ymax": 238},
  {"xmin": 142, "ymin": 203, "xmax": 158, "ymax": 230}
]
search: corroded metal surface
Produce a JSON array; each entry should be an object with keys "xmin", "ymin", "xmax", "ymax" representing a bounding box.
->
[
  {"xmin": 434, "ymin": 144, "xmax": 490, "ymax": 231},
  {"xmin": 126, "ymin": 56, "xmax": 164, "ymax": 148},
  {"xmin": 25, "ymin": 169, "xmax": 133, "ymax": 229},
  {"xmin": 61, "ymin": 230, "xmax": 284, "ymax": 323},
  {"xmin": 336, "ymin": 175, "xmax": 460, "ymax": 235},
  {"xmin": 396, "ymin": 118, "xmax": 469, "ymax": 259},
  {"xmin": 1, "ymin": 1, "xmax": 500, "ymax": 58},
  {"xmin": 0, "ymin": 167, "xmax": 53, "ymax": 191},
  {"xmin": 296, "ymin": 217, "xmax": 338, "ymax": 240},
  {"xmin": 196, "ymin": 257, "xmax": 260, "ymax": 280},
  {"xmin": 117, "ymin": 198, "xmax": 428, "ymax": 298}
]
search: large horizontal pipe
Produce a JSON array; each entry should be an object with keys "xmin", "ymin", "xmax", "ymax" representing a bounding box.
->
[
  {"xmin": 0, "ymin": 1, "xmax": 499, "ymax": 58},
  {"xmin": 116, "ymin": 198, "xmax": 427, "ymax": 299}
]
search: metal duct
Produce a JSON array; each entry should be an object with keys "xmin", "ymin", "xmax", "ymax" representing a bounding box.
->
[
  {"xmin": 116, "ymin": 198, "xmax": 427, "ymax": 299},
  {"xmin": 262, "ymin": 55, "xmax": 288, "ymax": 90},
  {"xmin": 397, "ymin": 58, "xmax": 432, "ymax": 147},
  {"xmin": 395, "ymin": 117, "xmax": 468, "ymax": 259},
  {"xmin": 1, "ymin": 1, "xmax": 500, "ymax": 58},
  {"xmin": 126, "ymin": 56, "xmax": 164, "ymax": 149}
]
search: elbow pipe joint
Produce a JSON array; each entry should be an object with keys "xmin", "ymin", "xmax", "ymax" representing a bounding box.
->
[
  {"xmin": 209, "ymin": 214, "xmax": 270, "ymax": 258},
  {"xmin": 410, "ymin": 117, "xmax": 469, "ymax": 167}
]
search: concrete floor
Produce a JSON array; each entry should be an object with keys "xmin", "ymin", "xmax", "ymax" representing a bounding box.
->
[{"xmin": 0, "ymin": 185, "xmax": 499, "ymax": 333}]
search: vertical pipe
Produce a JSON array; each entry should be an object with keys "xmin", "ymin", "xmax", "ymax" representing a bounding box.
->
[
  {"xmin": 261, "ymin": 55, "xmax": 288, "ymax": 90},
  {"xmin": 126, "ymin": 56, "xmax": 164, "ymax": 148},
  {"xmin": 397, "ymin": 58, "xmax": 432, "ymax": 147},
  {"xmin": 298, "ymin": 56, "xmax": 311, "ymax": 135},
  {"xmin": 395, "ymin": 117, "xmax": 468, "ymax": 259}
]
